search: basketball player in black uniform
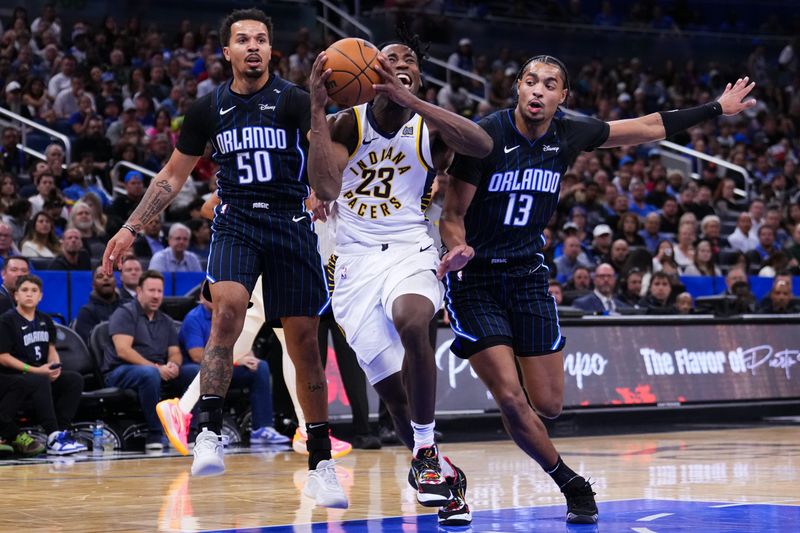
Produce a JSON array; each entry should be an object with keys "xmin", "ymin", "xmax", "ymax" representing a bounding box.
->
[
  {"xmin": 102, "ymin": 9, "xmax": 346, "ymax": 507},
  {"xmin": 439, "ymin": 56, "xmax": 755, "ymax": 524}
]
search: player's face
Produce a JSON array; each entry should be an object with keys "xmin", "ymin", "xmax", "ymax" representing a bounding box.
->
[
  {"xmin": 15, "ymin": 281, "xmax": 42, "ymax": 309},
  {"xmin": 516, "ymin": 62, "xmax": 567, "ymax": 123},
  {"xmin": 382, "ymin": 44, "xmax": 421, "ymax": 94},
  {"xmin": 223, "ymin": 20, "xmax": 271, "ymax": 80}
]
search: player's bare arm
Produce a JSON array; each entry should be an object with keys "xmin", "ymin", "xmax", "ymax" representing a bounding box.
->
[
  {"xmin": 372, "ymin": 53, "xmax": 493, "ymax": 157},
  {"xmin": 308, "ymin": 52, "xmax": 352, "ymax": 201},
  {"xmin": 102, "ymin": 150, "xmax": 200, "ymax": 273},
  {"xmin": 600, "ymin": 76, "xmax": 756, "ymax": 148},
  {"xmin": 437, "ymin": 176, "xmax": 478, "ymax": 279}
]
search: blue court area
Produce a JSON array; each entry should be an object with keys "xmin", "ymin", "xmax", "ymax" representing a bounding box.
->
[{"xmin": 210, "ymin": 499, "xmax": 799, "ymax": 532}]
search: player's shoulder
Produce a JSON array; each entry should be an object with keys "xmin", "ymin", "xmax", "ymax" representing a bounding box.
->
[
  {"xmin": 186, "ymin": 90, "xmax": 216, "ymax": 116},
  {"xmin": 476, "ymin": 109, "xmax": 507, "ymax": 134},
  {"xmin": 552, "ymin": 111, "xmax": 606, "ymax": 132}
]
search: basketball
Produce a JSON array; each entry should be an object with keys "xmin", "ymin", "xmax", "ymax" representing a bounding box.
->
[{"xmin": 323, "ymin": 37, "xmax": 381, "ymax": 108}]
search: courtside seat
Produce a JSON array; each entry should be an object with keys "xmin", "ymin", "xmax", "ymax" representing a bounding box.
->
[{"xmin": 87, "ymin": 322, "xmax": 138, "ymax": 403}]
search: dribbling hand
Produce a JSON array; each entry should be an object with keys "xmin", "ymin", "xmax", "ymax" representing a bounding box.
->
[
  {"xmin": 717, "ymin": 76, "xmax": 757, "ymax": 116},
  {"xmin": 437, "ymin": 244, "xmax": 475, "ymax": 280},
  {"xmin": 102, "ymin": 228, "xmax": 135, "ymax": 275}
]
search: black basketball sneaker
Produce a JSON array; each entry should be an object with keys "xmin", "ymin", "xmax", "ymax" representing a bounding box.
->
[
  {"xmin": 437, "ymin": 457, "xmax": 472, "ymax": 526},
  {"xmin": 407, "ymin": 444, "xmax": 453, "ymax": 507},
  {"xmin": 561, "ymin": 477, "xmax": 599, "ymax": 524}
]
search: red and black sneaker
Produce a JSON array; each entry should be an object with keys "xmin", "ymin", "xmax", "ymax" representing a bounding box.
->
[
  {"xmin": 438, "ymin": 457, "xmax": 472, "ymax": 526},
  {"xmin": 407, "ymin": 444, "xmax": 453, "ymax": 507},
  {"xmin": 562, "ymin": 477, "xmax": 599, "ymax": 524}
]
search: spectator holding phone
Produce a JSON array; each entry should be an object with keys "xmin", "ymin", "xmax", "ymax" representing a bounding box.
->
[{"xmin": 0, "ymin": 275, "xmax": 87, "ymax": 455}]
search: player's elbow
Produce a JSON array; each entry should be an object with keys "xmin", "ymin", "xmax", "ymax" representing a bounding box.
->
[
  {"xmin": 475, "ymin": 134, "xmax": 493, "ymax": 157},
  {"xmin": 313, "ymin": 185, "xmax": 339, "ymax": 203}
]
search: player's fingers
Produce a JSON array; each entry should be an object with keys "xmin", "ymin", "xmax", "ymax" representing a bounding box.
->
[{"xmin": 102, "ymin": 241, "xmax": 116, "ymax": 275}]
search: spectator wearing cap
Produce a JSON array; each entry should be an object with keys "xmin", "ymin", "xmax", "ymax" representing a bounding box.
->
[
  {"xmin": 757, "ymin": 278, "xmax": 799, "ymax": 314},
  {"xmin": 700, "ymin": 162, "xmax": 721, "ymax": 192},
  {"xmin": 572, "ymin": 263, "xmax": 629, "ymax": 315},
  {"xmin": 148, "ymin": 223, "xmax": 202, "ymax": 273},
  {"xmin": 2, "ymin": 82, "xmax": 23, "ymax": 115},
  {"xmin": 42, "ymin": 197, "xmax": 67, "ymax": 238},
  {"xmin": 628, "ymin": 179, "xmax": 658, "ymax": 217},
  {"xmin": 109, "ymin": 170, "xmax": 144, "ymax": 225},
  {"xmin": 589, "ymin": 224, "xmax": 613, "ymax": 265},
  {"xmin": 48, "ymin": 228, "xmax": 90, "ymax": 270},
  {"xmin": 567, "ymin": 206, "xmax": 590, "ymax": 244},
  {"xmin": 447, "ymin": 38, "xmax": 474, "ymax": 74},
  {"xmin": 554, "ymin": 235, "xmax": 592, "ymax": 283}
]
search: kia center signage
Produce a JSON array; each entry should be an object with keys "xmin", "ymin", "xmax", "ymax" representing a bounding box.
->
[{"xmin": 324, "ymin": 319, "xmax": 800, "ymax": 417}]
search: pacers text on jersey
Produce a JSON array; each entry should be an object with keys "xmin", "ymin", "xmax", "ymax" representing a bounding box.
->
[
  {"xmin": 214, "ymin": 126, "xmax": 288, "ymax": 154},
  {"xmin": 487, "ymin": 168, "xmax": 562, "ymax": 194}
]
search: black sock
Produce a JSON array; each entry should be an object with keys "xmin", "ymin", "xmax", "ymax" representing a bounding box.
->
[
  {"xmin": 546, "ymin": 456, "xmax": 582, "ymax": 489},
  {"xmin": 306, "ymin": 422, "xmax": 332, "ymax": 469},
  {"xmin": 197, "ymin": 394, "xmax": 224, "ymax": 435}
]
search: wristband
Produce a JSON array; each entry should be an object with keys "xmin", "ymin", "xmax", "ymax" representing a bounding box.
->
[
  {"xmin": 439, "ymin": 244, "xmax": 450, "ymax": 259},
  {"xmin": 659, "ymin": 102, "xmax": 722, "ymax": 138},
  {"xmin": 23, "ymin": 363, "xmax": 29, "ymax": 374},
  {"xmin": 121, "ymin": 223, "xmax": 138, "ymax": 236}
]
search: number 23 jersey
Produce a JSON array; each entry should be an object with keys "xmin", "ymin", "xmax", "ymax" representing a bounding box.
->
[{"xmin": 449, "ymin": 110, "xmax": 609, "ymax": 268}]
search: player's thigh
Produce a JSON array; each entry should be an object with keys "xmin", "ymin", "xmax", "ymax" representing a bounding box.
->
[
  {"xmin": 468, "ymin": 344, "xmax": 530, "ymax": 414},
  {"xmin": 517, "ymin": 350, "xmax": 565, "ymax": 419},
  {"xmin": 207, "ymin": 207, "xmax": 261, "ymax": 295},
  {"xmin": 385, "ymin": 268, "xmax": 442, "ymax": 328},
  {"xmin": 508, "ymin": 268, "xmax": 565, "ymax": 357}
]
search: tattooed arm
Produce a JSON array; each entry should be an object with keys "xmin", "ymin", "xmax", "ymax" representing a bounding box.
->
[{"xmin": 102, "ymin": 151, "xmax": 200, "ymax": 274}]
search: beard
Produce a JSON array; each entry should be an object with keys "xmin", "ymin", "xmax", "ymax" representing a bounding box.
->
[
  {"xmin": 244, "ymin": 66, "xmax": 264, "ymax": 79},
  {"xmin": 74, "ymin": 219, "xmax": 93, "ymax": 231}
]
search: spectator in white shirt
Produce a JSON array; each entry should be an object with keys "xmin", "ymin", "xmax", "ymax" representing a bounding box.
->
[
  {"xmin": 728, "ymin": 212, "xmax": 759, "ymax": 253},
  {"xmin": 47, "ymin": 54, "xmax": 75, "ymax": 99}
]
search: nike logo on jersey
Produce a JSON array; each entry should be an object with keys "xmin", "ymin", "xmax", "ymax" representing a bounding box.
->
[
  {"xmin": 542, "ymin": 144, "xmax": 560, "ymax": 152},
  {"xmin": 219, "ymin": 106, "xmax": 236, "ymax": 115},
  {"xmin": 273, "ymin": 89, "xmax": 281, "ymax": 94},
  {"xmin": 363, "ymin": 137, "xmax": 379, "ymax": 145},
  {"xmin": 292, "ymin": 215, "xmax": 306, "ymax": 223},
  {"xmin": 504, "ymin": 145, "xmax": 520, "ymax": 154},
  {"xmin": 420, "ymin": 244, "xmax": 432, "ymax": 253},
  {"xmin": 21, "ymin": 325, "xmax": 28, "ymax": 330}
]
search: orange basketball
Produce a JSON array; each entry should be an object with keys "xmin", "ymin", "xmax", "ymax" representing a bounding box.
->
[{"xmin": 324, "ymin": 38, "xmax": 381, "ymax": 108}]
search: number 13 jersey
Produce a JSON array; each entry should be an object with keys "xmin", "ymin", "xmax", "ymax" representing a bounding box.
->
[{"xmin": 333, "ymin": 103, "xmax": 436, "ymax": 250}]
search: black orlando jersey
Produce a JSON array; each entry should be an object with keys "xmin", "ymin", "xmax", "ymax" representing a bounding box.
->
[
  {"xmin": 449, "ymin": 110, "xmax": 609, "ymax": 268},
  {"xmin": 0, "ymin": 309, "xmax": 55, "ymax": 371},
  {"xmin": 176, "ymin": 74, "xmax": 311, "ymax": 212}
]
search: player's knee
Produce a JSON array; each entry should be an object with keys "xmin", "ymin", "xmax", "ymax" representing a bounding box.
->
[
  {"xmin": 535, "ymin": 398, "xmax": 563, "ymax": 419},
  {"xmin": 212, "ymin": 305, "xmax": 244, "ymax": 341},
  {"xmin": 495, "ymin": 389, "xmax": 530, "ymax": 419},
  {"xmin": 394, "ymin": 317, "xmax": 429, "ymax": 352}
]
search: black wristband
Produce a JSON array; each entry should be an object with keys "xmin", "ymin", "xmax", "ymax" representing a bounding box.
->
[
  {"xmin": 121, "ymin": 223, "xmax": 137, "ymax": 236},
  {"xmin": 439, "ymin": 244, "xmax": 449, "ymax": 259},
  {"xmin": 659, "ymin": 101, "xmax": 722, "ymax": 138}
]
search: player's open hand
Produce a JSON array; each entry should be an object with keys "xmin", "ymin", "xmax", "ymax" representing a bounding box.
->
[
  {"xmin": 437, "ymin": 244, "xmax": 475, "ymax": 280},
  {"xmin": 308, "ymin": 191, "xmax": 330, "ymax": 222},
  {"xmin": 102, "ymin": 228, "xmax": 135, "ymax": 275},
  {"xmin": 310, "ymin": 52, "xmax": 332, "ymax": 109},
  {"xmin": 717, "ymin": 76, "xmax": 757, "ymax": 116},
  {"xmin": 372, "ymin": 54, "xmax": 414, "ymax": 107}
]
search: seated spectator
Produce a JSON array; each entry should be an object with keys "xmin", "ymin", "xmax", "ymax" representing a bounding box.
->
[
  {"xmin": 0, "ymin": 373, "xmax": 47, "ymax": 456},
  {"xmin": 564, "ymin": 266, "xmax": 592, "ymax": 291},
  {"xmin": 436, "ymin": 73, "xmax": 472, "ymax": 116},
  {"xmin": 672, "ymin": 222, "xmax": 696, "ymax": 270},
  {"xmin": 20, "ymin": 212, "xmax": 61, "ymax": 258},
  {"xmin": 721, "ymin": 267, "xmax": 749, "ymax": 297},
  {"xmin": 615, "ymin": 212, "xmax": 646, "ymax": 247},
  {"xmin": 699, "ymin": 215, "xmax": 730, "ymax": 256},
  {"xmin": 688, "ymin": 185, "xmax": 716, "ymax": 220},
  {"xmin": 68, "ymin": 200, "xmax": 107, "ymax": 255},
  {"xmin": 28, "ymin": 173, "xmax": 66, "ymax": 218},
  {"xmin": 554, "ymin": 235, "xmax": 593, "ymax": 283},
  {"xmin": 714, "ymin": 178, "xmax": 744, "ymax": 220},
  {"xmin": 48, "ymin": 228, "xmax": 91, "ymax": 270},
  {"xmin": 179, "ymin": 289, "xmax": 289, "ymax": 445},
  {"xmin": 149, "ymin": 223, "xmax": 202, "ymax": 272},
  {"xmin": 133, "ymin": 217, "xmax": 166, "ymax": 259},
  {"xmin": 641, "ymin": 272, "xmax": 676, "ymax": 314},
  {"xmin": 74, "ymin": 266, "xmax": 120, "ymax": 342},
  {"xmin": 787, "ymin": 224, "xmax": 800, "ymax": 265},
  {"xmin": 652, "ymin": 240, "xmax": 680, "ymax": 276},
  {"xmin": 728, "ymin": 212, "xmax": 758, "ymax": 253},
  {"xmin": 0, "ymin": 257, "xmax": 29, "ymax": 315},
  {"xmin": 572, "ymin": 263, "xmax": 629, "ymax": 315},
  {"xmin": 628, "ymin": 180, "xmax": 657, "ymax": 217},
  {"xmin": 42, "ymin": 197, "xmax": 68, "ymax": 237},
  {"xmin": 659, "ymin": 197, "xmax": 680, "ymax": 234},
  {"xmin": 548, "ymin": 279, "xmax": 563, "ymax": 305},
  {"xmin": 617, "ymin": 268, "xmax": 644, "ymax": 308},
  {"xmin": 103, "ymin": 270, "xmax": 197, "ymax": 450},
  {"xmin": 683, "ymin": 240, "xmax": 722, "ymax": 276},
  {"xmin": 588, "ymin": 224, "xmax": 612, "ymax": 264},
  {"xmin": 0, "ymin": 221, "xmax": 20, "ymax": 270},
  {"xmin": 118, "ymin": 256, "xmax": 143, "ymax": 301},
  {"xmin": 0, "ymin": 275, "xmax": 86, "ymax": 454},
  {"xmin": 675, "ymin": 292, "xmax": 694, "ymax": 314},
  {"xmin": 109, "ymin": 170, "xmax": 145, "ymax": 228},
  {"xmin": 186, "ymin": 218, "xmax": 211, "ymax": 258},
  {"xmin": 764, "ymin": 207, "xmax": 790, "ymax": 249},
  {"xmin": 639, "ymin": 212, "xmax": 665, "ymax": 255},
  {"xmin": 607, "ymin": 238, "xmax": 630, "ymax": 273},
  {"xmin": 746, "ymin": 226, "xmax": 780, "ymax": 272},
  {"xmin": 0, "ymin": 173, "xmax": 20, "ymax": 213},
  {"xmin": 758, "ymin": 251, "xmax": 794, "ymax": 277},
  {"xmin": 62, "ymin": 161, "xmax": 111, "ymax": 207},
  {"xmin": 757, "ymin": 278, "xmax": 799, "ymax": 314}
]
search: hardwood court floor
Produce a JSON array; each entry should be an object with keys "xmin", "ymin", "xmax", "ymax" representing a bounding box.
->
[{"xmin": 1, "ymin": 426, "xmax": 798, "ymax": 532}]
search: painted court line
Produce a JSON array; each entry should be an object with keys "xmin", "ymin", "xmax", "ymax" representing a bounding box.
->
[
  {"xmin": 631, "ymin": 528, "xmax": 657, "ymax": 533},
  {"xmin": 637, "ymin": 512, "xmax": 674, "ymax": 521}
]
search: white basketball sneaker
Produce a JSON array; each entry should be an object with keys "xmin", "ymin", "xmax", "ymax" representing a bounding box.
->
[
  {"xmin": 303, "ymin": 459, "xmax": 349, "ymax": 508},
  {"xmin": 191, "ymin": 430, "xmax": 225, "ymax": 477}
]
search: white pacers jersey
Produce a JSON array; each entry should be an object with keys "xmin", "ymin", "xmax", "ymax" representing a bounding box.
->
[{"xmin": 333, "ymin": 103, "xmax": 435, "ymax": 249}]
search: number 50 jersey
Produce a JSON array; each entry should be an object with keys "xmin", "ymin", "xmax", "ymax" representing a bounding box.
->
[
  {"xmin": 333, "ymin": 103, "xmax": 436, "ymax": 249},
  {"xmin": 448, "ymin": 110, "xmax": 609, "ymax": 269}
]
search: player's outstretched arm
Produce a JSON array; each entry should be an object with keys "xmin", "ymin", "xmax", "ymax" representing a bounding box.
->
[
  {"xmin": 437, "ymin": 176, "xmax": 478, "ymax": 279},
  {"xmin": 102, "ymin": 150, "xmax": 199, "ymax": 274},
  {"xmin": 308, "ymin": 52, "xmax": 350, "ymax": 202},
  {"xmin": 600, "ymin": 76, "xmax": 756, "ymax": 148},
  {"xmin": 372, "ymin": 55, "xmax": 493, "ymax": 157}
]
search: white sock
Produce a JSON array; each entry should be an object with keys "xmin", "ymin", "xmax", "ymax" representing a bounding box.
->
[
  {"xmin": 439, "ymin": 455, "xmax": 456, "ymax": 479},
  {"xmin": 411, "ymin": 420, "xmax": 435, "ymax": 456},
  {"xmin": 277, "ymin": 328, "xmax": 306, "ymax": 430},
  {"xmin": 178, "ymin": 376, "xmax": 199, "ymax": 414}
]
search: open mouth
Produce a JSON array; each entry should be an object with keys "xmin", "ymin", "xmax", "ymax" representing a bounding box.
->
[
  {"xmin": 245, "ymin": 55, "xmax": 261, "ymax": 67},
  {"xmin": 527, "ymin": 100, "xmax": 544, "ymax": 112},
  {"xmin": 396, "ymin": 73, "xmax": 412, "ymax": 88}
]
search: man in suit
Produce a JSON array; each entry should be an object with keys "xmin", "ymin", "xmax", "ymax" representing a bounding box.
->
[{"xmin": 572, "ymin": 263, "xmax": 629, "ymax": 315}]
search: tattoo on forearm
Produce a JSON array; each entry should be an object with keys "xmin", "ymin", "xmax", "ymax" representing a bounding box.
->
[
  {"xmin": 307, "ymin": 381, "xmax": 325, "ymax": 393},
  {"xmin": 201, "ymin": 345, "xmax": 233, "ymax": 396},
  {"xmin": 127, "ymin": 178, "xmax": 179, "ymax": 227}
]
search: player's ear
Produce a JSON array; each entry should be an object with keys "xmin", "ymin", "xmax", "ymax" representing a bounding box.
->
[
  {"xmin": 559, "ymin": 88, "xmax": 567, "ymax": 105},
  {"xmin": 222, "ymin": 46, "xmax": 231, "ymax": 63}
]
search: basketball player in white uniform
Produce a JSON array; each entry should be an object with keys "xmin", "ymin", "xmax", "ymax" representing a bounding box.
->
[{"xmin": 308, "ymin": 37, "xmax": 493, "ymax": 526}]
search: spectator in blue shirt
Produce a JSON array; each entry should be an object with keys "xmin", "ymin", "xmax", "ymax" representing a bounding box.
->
[
  {"xmin": 62, "ymin": 162, "xmax": 111, "ymax": 207},
  {"xmin": 179, "ymin": 290, "xmax": 289, "ymax": 445},
  {"xmin": 639, "ymin": 212, "xmax": 666, "ymax": 254},
  {"xmin": 628, "ymin": 180, "xmax": 658, "ymax": 217},
  {"xmin": 148, "ymin": 223, "xmax": 202, "ymax": 272}
]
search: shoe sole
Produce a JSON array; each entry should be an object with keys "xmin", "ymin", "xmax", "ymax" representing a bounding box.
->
[
  {"xmin": 439, "ymin": 512, "xmax": 472, "ymax": 526},
  {"xmin": 567, "ymin": 512, "xmax": 598, "ymax": 524},
  {"xmin": 303, "ymin": 480, "xmax": 349, "ymax": 509},
  {"xmin": 417, "ymin": 491, "xmax": 453, "ymax": 507},
  {"xmin": 157, "ymin": 401, "xmax": 189, "ymax": 456},
  {"xmin": 47, "ymin": 449, "xmax": 86, "ymax": 455},
  {"xmin": 191, "ymin": 461, "xmax": 225, "ymax": 477}
]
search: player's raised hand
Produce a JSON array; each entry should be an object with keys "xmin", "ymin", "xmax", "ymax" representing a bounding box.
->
[
  {"xmin": 717, "ymin": 76, "xmax": 757, "ymax": 116},
  {"xmin": 437, "ymin": 244, "xmax": 475, "ymax": 280},
  {"xmin": 102, "ymin": 228, "xmax": 135, "ymax": 275},
  {"xmin": 309, "ymin": 52, "xmax": 332, "ymax": 109},
  {"xmin": 372, "ymin": 54, "xmax": 414, "ymax": 107}
]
